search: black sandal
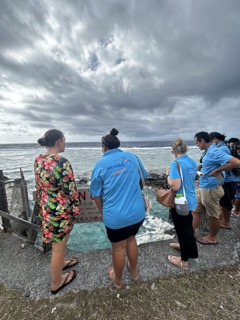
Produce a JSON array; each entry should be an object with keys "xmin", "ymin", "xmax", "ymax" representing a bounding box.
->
[
  {"xmin": 51, "ymin": 270, "xmax": 77, "ymax": 295},
  {"xmin": 62, "ymin": 257, "xmax": 78, "ymax": 271}
]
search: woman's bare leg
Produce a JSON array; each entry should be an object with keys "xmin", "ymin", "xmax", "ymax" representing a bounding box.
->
[
  {"xmin": 51, "ymin": 234, "xmax": 71, "ymax": 291},
  {"xmin": 110, "ymin": 239, "xmax": 127, "ymax": 287},
  {"xmin": 126, "ymin": 235, "xmax": 139, "ymax": 280}
]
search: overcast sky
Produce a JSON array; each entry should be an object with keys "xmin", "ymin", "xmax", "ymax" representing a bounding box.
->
[{"xmin": 0, "ymin": 0, "xmax": 240, "ymax": 143}]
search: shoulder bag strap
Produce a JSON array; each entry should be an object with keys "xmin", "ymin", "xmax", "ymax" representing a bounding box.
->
[
  {"xmin": 175, "ymin": 160, "xmax": 186, "ymax": 198},
  {"xmin": 133, "ymin": 153, "xmax": 146, "ymax": 188}
]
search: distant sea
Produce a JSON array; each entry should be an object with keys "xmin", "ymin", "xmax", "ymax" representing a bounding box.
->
[
  {"xmin": 0, "ymin": 140, "xmax": 201, "ymax": 184},
  {"xmin": 0, "ymin": 141, "xmax": 202, "ymax": 252}
]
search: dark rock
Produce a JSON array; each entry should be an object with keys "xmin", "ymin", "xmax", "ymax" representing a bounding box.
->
[
  {"xmin": 78, "ymin": 173, "xmax": 169, "ymax": 189},
  {"xmin": 145, "ymin": 172, "xmax": 169, "ymax": 188},
  {"xmin": 78, "ymin": 177, "xmax": 89, "ymax": 185}
]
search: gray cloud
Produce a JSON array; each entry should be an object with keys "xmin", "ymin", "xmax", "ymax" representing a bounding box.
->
[{"xmin": 0, "ymin": 0, "xmax": 240, "ymax": 143}]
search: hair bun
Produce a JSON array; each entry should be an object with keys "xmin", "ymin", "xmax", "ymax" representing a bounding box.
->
[
  {"xmin": 172, "ymin": 138, "xmax": 187, "ymax": 154},
  {"xmin": 37, "ymin": 137, "xmax": 46, "ymax": 147},
  {"xmin": 110, "ymin": 128, "xmax": 119, "ymax": 136},
  {"xmin": 174, "ymin": 138, "xmax": 183, "ymax": 147},
  {"xmin": 209, "ymin": 132, "xmax": 226, "ymax": 141}
]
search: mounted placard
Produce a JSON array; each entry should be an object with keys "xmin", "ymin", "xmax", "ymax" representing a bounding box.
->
[{"xmin": 74, "ymin": 188, "xmax": 102, "ymax": 223}]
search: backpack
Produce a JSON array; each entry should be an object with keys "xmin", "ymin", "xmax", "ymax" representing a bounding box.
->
[
  {"xmin": 230, "ymin": 142, "xmax": 240, "ymax": 176},
  {"xmin": 216, "ymin": 141, "xmax": 240, "ymax": 176}
]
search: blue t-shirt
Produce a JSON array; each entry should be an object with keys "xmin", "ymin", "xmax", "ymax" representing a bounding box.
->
[
  {"xmin": 90, "ymin": 149, "xmax": 148, "ymax": 229},
  {"xmin": 169, "ymin": 154, "xmax": 197, "ymax": 211},
  {"xmin": 216, "ymin": 141, "xmax": 240, "ymax": 182},
  {"xmin": 199, "ymin": 144, "xmax": 232, "ymax": 189}
]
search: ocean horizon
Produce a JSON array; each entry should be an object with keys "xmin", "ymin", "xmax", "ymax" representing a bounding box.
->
[{"xmin": 0, "ymin": 140, "xmax": 197, "ymax": 148}]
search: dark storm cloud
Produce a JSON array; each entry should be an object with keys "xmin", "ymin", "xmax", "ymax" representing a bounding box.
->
[{"xmin": 0, "ymin": 0, "xmax": 240, "ymax": 142}]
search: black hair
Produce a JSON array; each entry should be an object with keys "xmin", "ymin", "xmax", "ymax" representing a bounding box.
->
[
  {"xmin": 228, "ymin": 137, "xmax": 239, "ymax": 144},
  {"xmin": 101, "ymin": 128, "xmax": 120, "ymax": 150},
  {"xmin": 37, "ymin": 129, "xmax": 64, "ymax": 147},
  {"xmin": 194, "ymin": 131, "xmax": 211, "ymax": 143},
  {"xmin": 209, "ymin": 132, "xmax": 226, "ymax": 141}
]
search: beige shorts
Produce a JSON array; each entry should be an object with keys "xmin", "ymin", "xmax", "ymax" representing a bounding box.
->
[{"xmin": 195, "ymin": 186, "xmax": 224, "ymax": 219}]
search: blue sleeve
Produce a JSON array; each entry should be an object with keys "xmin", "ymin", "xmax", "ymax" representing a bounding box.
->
[
  {"xmin": 219, "ymin": 145, "xmax": 231, "ymax": 155},
  {"xmin": 169, "ymin": 161, "xmax": 180, "ymax": 179},
  {"xmin": 212, "ymin": 149, "xmax": 233, "ymax": 166},
  {"xmin": 90, "ymin": 165, "xmax": 103, "ymax": 197}
]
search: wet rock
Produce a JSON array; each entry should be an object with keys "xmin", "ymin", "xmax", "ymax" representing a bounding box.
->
[
  {"xmin": 145, "ymin": 172, "xmax": 169, "ymax": 188},
  {"xmin": 79, "ymin": 177, "xmax": 88, "ymax": 184},
  {"xmin": 77, "ymin": 173, "xmax": 169, "ymax": 189},
  {"xmin": 77, "ymin": 177, "xmax": 90, "ymax": 187}
]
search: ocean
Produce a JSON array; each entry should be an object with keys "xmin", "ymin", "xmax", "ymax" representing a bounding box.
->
[{"xmin": 0, "ymin": 141, "xmax": 202, "ymax": 252}]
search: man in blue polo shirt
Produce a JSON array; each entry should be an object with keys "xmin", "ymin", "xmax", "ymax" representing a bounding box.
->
[
  {"xmin": 209, "ymin": 132, "xmax": 238, "ymax": 229},
  {"xmin": 192, "ymin": 131, "xmax": 240, "ymax": 245}
]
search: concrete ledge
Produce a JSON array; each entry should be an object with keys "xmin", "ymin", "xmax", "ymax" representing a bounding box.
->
[{"xmin": 0, "ymin": 217, "xmax": 240, "ymax": 299}]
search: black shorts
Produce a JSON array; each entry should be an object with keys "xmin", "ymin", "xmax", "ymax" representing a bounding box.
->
[
  {"xmin": 220, "ymin": 182, "xmax": 237, "ymax": 210},
  {"xmin": 236, "ymin": 182, "xmax": 240, "ymax": 198},
  {"xmin": 105, "ymin": 219, "xmax": 144, "ymax": 243}
]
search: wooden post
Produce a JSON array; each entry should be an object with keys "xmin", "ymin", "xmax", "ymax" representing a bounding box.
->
[
  {"xmin": 31, "ymin": 190, "xmax": 51, "ymax": 252},
  {"xmin": 27, "ymin": 201, "xmax": 41, "ymax": 244},
  {"xmin": 0, "ymin": 170, "xmax": 12, "ymax": 231},
  {"xmin": 20, "ymin": 168, "xmax": 31, "ymax": 220},
  {"xmin": 0, "ymin": 210, "xmax": 39, "ymax": 230},
  {"xmin": 10, "ymin": 178, "xmax": 28, "ymax": 236},
  {"xmin": 31, "ymin": 200, "xmax": 52, "ymax": 253}
]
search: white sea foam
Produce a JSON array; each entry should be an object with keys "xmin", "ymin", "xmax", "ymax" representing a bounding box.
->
[{"xmin": 136, "ymin": 215, "xmax": 174, "ymax": 245}]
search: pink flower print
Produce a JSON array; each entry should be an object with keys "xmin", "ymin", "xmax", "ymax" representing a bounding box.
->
[
  {"xmin": 63, "ymin": 176, "xmax": 69, "ymax": 182},
  {"xmin": 64, "ymin": 226, "xmax": 72, "ymax": 234},
  {"xmin": 68, "ymin": 171, "xmax": 74, "ymax": 180},
  {"xmin": 61, "ymin": 213, "xmax": 71, "ymax": 219},
  {"xmin": 42, "ymin": 212, "xmax": 50, "ymax": 222},
  {"xmin": 58, "ymin": 232, "xmax": 65, "ymax": 238},
  {"xmin": 73, "ymin": 207, "xmax": 80, "ymax": 215},
  {"xmin": 44, "ymin": 159, "xmax": 54, "ymax": 171},
  {"xmin": 56, "ymin": 196, "xmax": 65, "ymax": 204},
  {"xmin": 44, "ymin": 229, "xmax": 53, "ymax": 240},
  {"xmin": 41, "ymin": 193, "xmax": 48, "ymax": 202}
]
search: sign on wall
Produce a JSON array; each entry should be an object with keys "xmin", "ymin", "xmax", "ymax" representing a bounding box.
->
[{"xmin": 74, "ymin": 188, "xmax": 102, "ymax": 223}]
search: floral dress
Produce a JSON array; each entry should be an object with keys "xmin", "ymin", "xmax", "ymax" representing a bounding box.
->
[{"xmin": 34, "ymin": 154, "xmax": 80, "ymax": 243}]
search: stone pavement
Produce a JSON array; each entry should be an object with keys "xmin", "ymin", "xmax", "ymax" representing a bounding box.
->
[{"xmin": 0, "ymin": 216, "xmax": 240, "ymax": 299}]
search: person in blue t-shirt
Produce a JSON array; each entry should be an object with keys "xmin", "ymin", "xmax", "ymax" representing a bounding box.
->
[
  {"xmin": 193, "ymin": 131, "xmax": 240, "ymax": 245},
  {"xmin": 209, "ymin": 132, "xmax": 237, "ymax": 229},
  {"xmin": 167, "ymin": 138, "xmax": 198, "ymax": 270},
  {"xmin": 90, "ymin": 128, "xmax": 148, "ymax": 289}
]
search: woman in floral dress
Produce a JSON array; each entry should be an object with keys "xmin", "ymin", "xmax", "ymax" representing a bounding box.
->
[{"xmin": 34, "ymin": 129, "xmax": 80, "ymax": 294}]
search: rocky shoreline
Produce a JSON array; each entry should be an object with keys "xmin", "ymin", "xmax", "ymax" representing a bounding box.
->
[{"xmin": 77, "ymin": 172, "xmax": 169, "ymax": 189}]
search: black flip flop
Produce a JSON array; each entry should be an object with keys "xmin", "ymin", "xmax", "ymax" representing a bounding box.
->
[
  {"xmin": 220, "ymin": 225, "xmax": 232, "ymax": 230},
  {"xmin": 196, "ymin": 237, "xmax": 218, "ymax": 245},
  {"xmin": 51, "ymin": 270, "xmax": 77, "ymax": 295},
  {"xmin": 62, "ymin": 257, "xmax": 78, "ymax": 271}
]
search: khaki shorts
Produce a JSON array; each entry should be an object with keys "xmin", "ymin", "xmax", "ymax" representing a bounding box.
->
[{"xmin": 195, "ymin": 186, "xmax": 224, "ymax": 219}]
